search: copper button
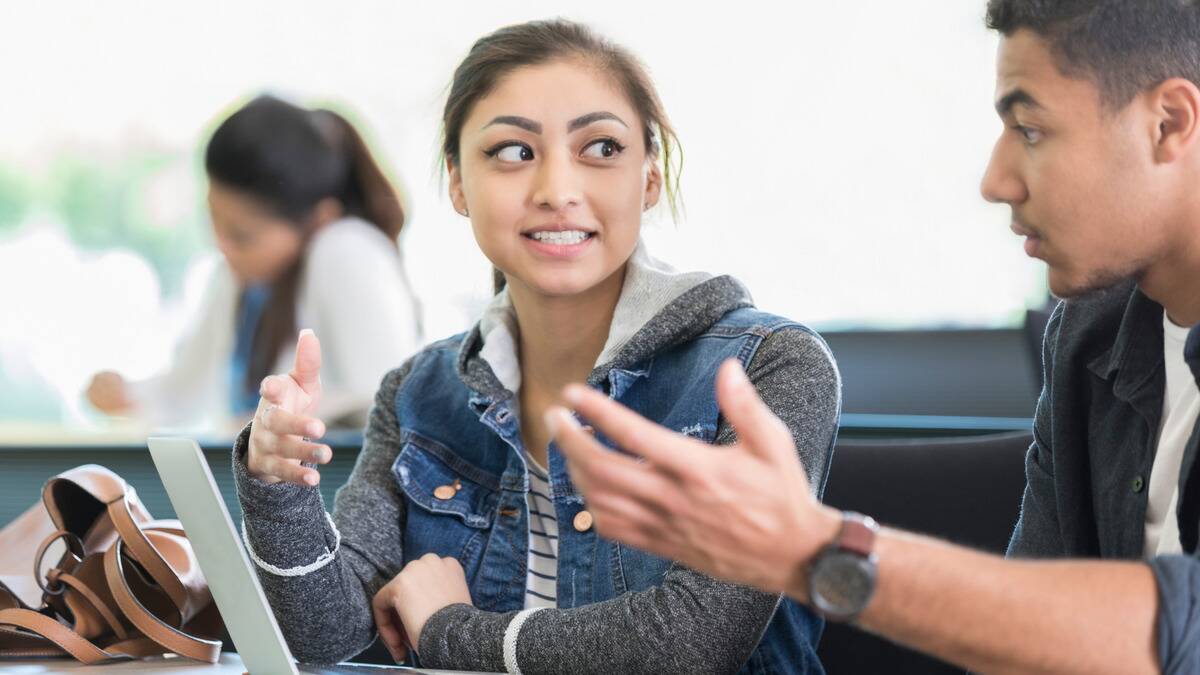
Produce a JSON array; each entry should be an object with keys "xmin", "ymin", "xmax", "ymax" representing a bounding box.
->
[
  {"xmin": 573, "ymin": 510, "xmax": 594, "ymax": 532},
  {"xmin": 433, "ymin": 485, "xmax": 457, "ymax": 500}
]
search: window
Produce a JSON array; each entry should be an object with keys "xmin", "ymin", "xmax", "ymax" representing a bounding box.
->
[{"xmin": 0, "ymin": 2, "xmax": 1044, "ymax": 427}]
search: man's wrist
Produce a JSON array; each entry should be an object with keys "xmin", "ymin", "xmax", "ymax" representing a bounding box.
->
[{"xmin": 785, "ymin": 504, "xmax": 844, "ymax": 602}]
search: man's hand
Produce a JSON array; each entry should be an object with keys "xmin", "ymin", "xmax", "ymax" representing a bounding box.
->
[
  {"xmin": 548, "ymin": 358, "xmax": 841, "ymax": 597},
  {"xmin": 246, "ymin": 329, "xmax": 331, "ymax": 486},
  {"xmin": 371, "ymin": 554, "xmax": 473, "ymax": 662}
]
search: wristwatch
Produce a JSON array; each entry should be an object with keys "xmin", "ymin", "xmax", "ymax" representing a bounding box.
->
[{"xmin": 807, "ymin": 511, "xmax": 880, "ymax": 623}]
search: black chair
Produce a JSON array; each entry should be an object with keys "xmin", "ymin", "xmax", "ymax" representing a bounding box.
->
[{"xmin": 816, "ymin": 432, "xmax": 1032, "ymax": 674}]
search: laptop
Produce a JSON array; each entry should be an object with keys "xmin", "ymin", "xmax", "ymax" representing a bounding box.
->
[{"xmin": 147, "ymin": 437, "xmax": 488, "ymax": 675}]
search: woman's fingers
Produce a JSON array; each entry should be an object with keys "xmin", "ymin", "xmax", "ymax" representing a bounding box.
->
[
  {"xmin": 260, "ymin": 454, "xmax": 320, "ymax": 486},
  {"xmin": 259, "ymin": 374, "xmax": 288, "ymax": 404},
  {"xmin": 260, "ymin": 404, "xmax": 325, "ymax": 439},
  {"xmin": 247, "ymin": 392, "xmax": 328, "ymax": 484},
  {"xmin": 372, "ymin": 588, "xmax": 409, "ymax": 663}
]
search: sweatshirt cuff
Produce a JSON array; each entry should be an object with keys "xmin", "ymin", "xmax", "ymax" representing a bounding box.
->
[
  {"xmin": 231, "ymin": 421, "xmax": 320, "ymax": 515},
  {"xmin": 418, "ymin": 603, "xmax": 510, "ymax": 672},
  {"xmin": 231, "ymin": 421, "xmax": 337, "ymax": 570}
]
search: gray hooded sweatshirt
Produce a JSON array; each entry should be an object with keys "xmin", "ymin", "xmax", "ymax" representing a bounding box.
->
[{"xmin": 233, "ymin": 251, "xmax": 841, "ymax": 674}]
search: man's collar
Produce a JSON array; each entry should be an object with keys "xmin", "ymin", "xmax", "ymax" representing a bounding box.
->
[{"xmin": 1086, "ymin": 286, "xmax": 1164, "ymax": 400}]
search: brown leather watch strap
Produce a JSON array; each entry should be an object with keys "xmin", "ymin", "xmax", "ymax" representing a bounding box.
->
[{"xmin": 838, "ymin": 513, "xmax": 879, "ymax": 557}]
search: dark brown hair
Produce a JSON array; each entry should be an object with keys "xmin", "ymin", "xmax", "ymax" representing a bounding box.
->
[
  {"xmin": 205, "ymin": 94, "xmax": 407, "ymax": 389},
  {"xmin": 986, "ymin": 0, "xmax": 1200, "ymax": 110},
  {"xmin": 440, "ymin": 19, "xmax": 684, "ymax": 292}
]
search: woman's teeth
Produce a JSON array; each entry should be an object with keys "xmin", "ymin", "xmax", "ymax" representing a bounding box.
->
[{"xmin": 529, "ymin": 230, "xmax": 591, "ymax": 245}]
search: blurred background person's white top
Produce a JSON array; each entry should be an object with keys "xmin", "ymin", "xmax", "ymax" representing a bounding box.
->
[{"xmin": 122, "ymin": 217, "xmax": 420, "ymax": 432}]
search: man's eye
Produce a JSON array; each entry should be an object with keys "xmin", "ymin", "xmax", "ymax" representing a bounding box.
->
[{"xmin": 1016, "ymin": 125, "xmax": 1043, "ymax": 145}]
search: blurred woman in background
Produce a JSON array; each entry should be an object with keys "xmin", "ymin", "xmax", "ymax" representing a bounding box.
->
[{"xmin": 86, "ymin": 95, "xmax": 421, "ymax": 430}]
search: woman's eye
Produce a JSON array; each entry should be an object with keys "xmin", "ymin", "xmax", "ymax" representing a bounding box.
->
[
  {"xmin": 493, "ymin": 144, "xmax": 534, "ymax": 163},
  {"xmin": 221, "ymin": 228, "xmax": 254, "ymax": 247},
  {"xmin": 582, "ymin": 139, "xmax": 625, "ymax": 159}
]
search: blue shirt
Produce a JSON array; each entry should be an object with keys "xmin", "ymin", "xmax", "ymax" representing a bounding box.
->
[{"xmin": 229, "ymin": 284, "xmax": 271, "ymax": 416}]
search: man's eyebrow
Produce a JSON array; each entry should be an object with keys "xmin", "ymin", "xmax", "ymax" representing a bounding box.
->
[
  {"xmin": 567, "ymin": 111, "xmax": 628, "ymax": 132},
  {"xmin": 482, "ymin": 116, "xmax": 542, "ymax": 134},
  {"xmin": 995, "ymin": 88, "xmax": 1043, "ymax": 116}
]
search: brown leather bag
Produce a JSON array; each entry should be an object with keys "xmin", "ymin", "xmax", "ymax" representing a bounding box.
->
[{"xmin": 0, "ymin": 464, "xmax": 223, "ymax": 664}]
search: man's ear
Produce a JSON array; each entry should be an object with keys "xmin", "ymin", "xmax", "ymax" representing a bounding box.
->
[{"xmin": 1150, "ymin": 77, "xmax": 1200, "ymax": 164}]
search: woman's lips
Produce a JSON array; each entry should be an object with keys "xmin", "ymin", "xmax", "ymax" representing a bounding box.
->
[{"xmin": 521, "ymin": 230, "xmax": 596, "ymax": 259}]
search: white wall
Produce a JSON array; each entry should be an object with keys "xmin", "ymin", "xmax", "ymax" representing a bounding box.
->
[{"xmin": 0, "ymin": 1, "xmax": 1047, "ymax": 423}]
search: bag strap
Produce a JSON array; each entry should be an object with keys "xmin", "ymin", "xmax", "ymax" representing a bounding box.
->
[
  {"xmin": 49, "ymin": 569, "xmax": 128, "ymax": 640},
  {"xmin": 105, "ymin": 496, "xmax": 191, "ymax": 617},
  {"xmin": 0, "ymin": 608, "xmax": 128, "ymax": 664},
  {"xmin": 103, "ymin": 541, "xmax": 221, "ymax": 663},
  {"xmin": 0, "ymin": 470, "xmax": 223, "ymax": 664}
]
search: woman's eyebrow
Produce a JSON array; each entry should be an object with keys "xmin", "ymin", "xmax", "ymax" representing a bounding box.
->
[
  {"xmin": 482, "ymin": 115, "xmax": 542, "ymax": 133},
  {"xmin": 568, "ymin": 111, "xmax": 628, "ymax": 132}
]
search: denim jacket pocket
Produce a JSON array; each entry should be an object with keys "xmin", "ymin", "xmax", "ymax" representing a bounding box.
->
[{"xmin": 393, "ymin": 430, "xmax": 500, "ymax": 572}]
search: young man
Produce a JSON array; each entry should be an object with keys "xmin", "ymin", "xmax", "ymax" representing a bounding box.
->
[{"xmin": 548, "ymin": 2, "xmax": 1200, "ymax": 673}]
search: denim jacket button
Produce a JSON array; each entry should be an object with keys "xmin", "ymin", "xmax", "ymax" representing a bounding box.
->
[
  {"xmin": 573, "ymin": 510, "xmax": 594, "ymax": 532},
  {"xmin": 434, "ymin": 485, "xmax": 457, "ymax": 500},
  {"xmin": 1131, "ymin": 475, "xmax": 1145, "ymax": 493}
]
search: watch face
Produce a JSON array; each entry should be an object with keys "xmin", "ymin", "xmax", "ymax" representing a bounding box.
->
[{"xmin": 810, "ymin": 550, "xmax": 877, "ymax": 621}]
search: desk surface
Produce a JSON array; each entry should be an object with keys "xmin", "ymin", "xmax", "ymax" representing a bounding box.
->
[{"xmin": 0, "ymin": 654, "xmax": 494, "ymax": 674}]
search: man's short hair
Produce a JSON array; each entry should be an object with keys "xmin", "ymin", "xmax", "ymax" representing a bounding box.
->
[{"xmin": 986, "ymin": 0, "xmax": 1200, "ymax": 109}]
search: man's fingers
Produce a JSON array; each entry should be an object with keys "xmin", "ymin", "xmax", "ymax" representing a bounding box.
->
[
  {"xmin": 559, "ymin": 385, "xmax": 697, "ymax": 474},
  {"xmin": 560, "ymin": 440, "xmax": 678, "ymax": 516},
  {"xmin": 261, "ymin": 405, "xmax": 325, "ymax": 439},
  {"xmin": 290, "ymin": 329, "xmax": 323, "ymax": 396},
  {"xmin": 714, "ymin": 359, "xmax": 795, "ymax": 463},
  {"xmin": 548, "ymin": 407, "xmax": 645, "ymax": 476},
  {"xmin": 588, "ymin": 491, "xmax": 672, "ymax": 551}
]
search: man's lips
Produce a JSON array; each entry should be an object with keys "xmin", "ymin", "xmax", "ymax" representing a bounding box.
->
[{"xmin": 1010, "ymin": 222, "xmax": 1040, "ymax": 239}]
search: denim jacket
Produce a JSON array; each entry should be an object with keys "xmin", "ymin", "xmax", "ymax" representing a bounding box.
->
[
  {"xmin": 235, "ymin": 274, "xmax": 841, "ymax": 673},
  {"xmin": 396, "ymin": 302, "xmax": 835, "ymax": 674}
]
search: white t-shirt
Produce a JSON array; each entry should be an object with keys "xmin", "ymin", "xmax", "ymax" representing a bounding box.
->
[
  {"xmin": 1142, "ymin": 311, "xmax": 1200, "ymax": 558},
  {"xmin": 126, "ymin": 217, "xmax": 422, "ymax": 431}
]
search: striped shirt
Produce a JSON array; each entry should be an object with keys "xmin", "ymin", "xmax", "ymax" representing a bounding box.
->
[{"xmin": 524, "ymin": 459, "xmax": 559, "ymax": 609}]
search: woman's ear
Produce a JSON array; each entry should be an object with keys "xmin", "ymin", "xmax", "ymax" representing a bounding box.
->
[
  {"xmin": 448, "ymin": 157, "xmax": 469, "ymax": 216},
  {"xmin": 643, "ymin": 162, "xmax": 663, "ymax": 212}
]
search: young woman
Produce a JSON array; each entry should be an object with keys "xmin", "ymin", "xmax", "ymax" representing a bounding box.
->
[
  {"xmin": 86, "ymin": 95, "xmax": 421, "ymax": 430},
  {"xmin": 235, "ymin": 21, "xmax": 840, "ymax": 674}
]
